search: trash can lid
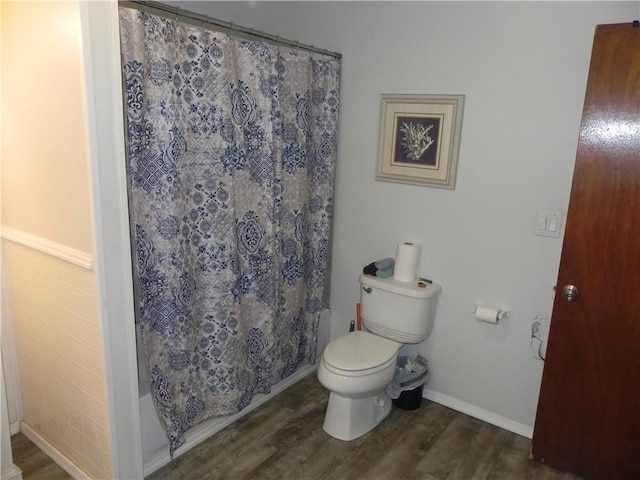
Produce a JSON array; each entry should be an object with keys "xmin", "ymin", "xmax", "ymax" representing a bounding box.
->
[{"xmin": 324, "ymin": 331, "xmax": 399, "ymax": 372}]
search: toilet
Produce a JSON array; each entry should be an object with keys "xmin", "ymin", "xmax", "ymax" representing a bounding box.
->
[{"xmin": 317, "ymin": 273, "xmax": 441, "ymax": 441}]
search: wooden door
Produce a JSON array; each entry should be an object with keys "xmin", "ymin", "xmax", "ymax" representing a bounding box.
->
[{"xmin": 531, "ymin": 23, "xmax": 640, "ymax": 479}]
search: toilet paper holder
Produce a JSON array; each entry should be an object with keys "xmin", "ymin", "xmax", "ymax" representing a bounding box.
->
[{"xmin": 473, "ymin": 304, "xmax": 510, "ymax": 323}]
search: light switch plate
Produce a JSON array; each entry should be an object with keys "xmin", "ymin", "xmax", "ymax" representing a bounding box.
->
[{"xmin": 535, "ymin": 211, "xmax": 563, "ymax": 238}]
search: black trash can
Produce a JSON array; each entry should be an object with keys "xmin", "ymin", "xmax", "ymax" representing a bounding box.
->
[{"xmin": 392, "ymin": 382, "xmax": 424, "ymax": 410}]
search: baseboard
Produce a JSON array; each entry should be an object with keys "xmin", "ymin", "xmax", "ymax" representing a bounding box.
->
[
  {"xmin": 143, "ymin": 364, "xmax": 318, "ymax": 477},
  {"xmin": 1, "ymin": 465, "xmax": 23, "ymax": 480},
  {"xmin": 10, "ymin": 421, "xmax": 20, "ymax": 436},
  {"xmin": 20, "ymin": 423, "xmax": 90, "ymax": 480},
  {"xmin": 423, "ymin": 388, "xmax": 534, "ymax": 439}
]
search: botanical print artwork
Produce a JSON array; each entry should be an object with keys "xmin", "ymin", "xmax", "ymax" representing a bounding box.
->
[
  {"xmin": 393, "ymin": 116, "xmax": 441, "ymax": 166},
  {"xmin": 401, "ymin": 122, "xmax": 433, "ymax": 160},
  {"xmin": 119, "ymin": 8, "xmax": 340, "ymax": 453},
  {"xmin": 377, "ymin": 94, "xmax": 464, "ymax": 188}
]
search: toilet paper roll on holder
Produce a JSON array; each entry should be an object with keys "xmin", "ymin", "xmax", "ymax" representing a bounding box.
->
[{"xmin": 473, "ymin": 304, "xmax": 510, "ymax": 323}]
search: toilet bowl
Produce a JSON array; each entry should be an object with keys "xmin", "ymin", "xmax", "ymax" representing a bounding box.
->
[
  {"xmin": 317, "ymin": 331, "xmax": 400, "ymax": 440},
  {"xmin": 318, "ymin": 274, "xmax": 441, "ymax": 441}
]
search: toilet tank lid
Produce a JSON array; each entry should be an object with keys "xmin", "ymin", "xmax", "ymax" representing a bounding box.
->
[{"xmin": 359, "ymin": 273, "xmax": 441, "ymax": 299}]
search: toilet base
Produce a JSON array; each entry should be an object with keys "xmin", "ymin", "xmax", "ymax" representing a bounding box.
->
[{"xmin": 322, "ymin": 391, "xmax": 392, "ymax": 441}]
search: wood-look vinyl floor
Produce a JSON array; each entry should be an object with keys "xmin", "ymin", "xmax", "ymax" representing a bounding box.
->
[
  {"xmin": 148, "ymin": 374, "xmax": 582, "ymax": 480},
  {"xmin": 11, "ymin": 373, "xmax": 582, "ymax": 480},
  {"xmin": 10, "ymin": 432, "xmax": 73, "ymax": 480}
]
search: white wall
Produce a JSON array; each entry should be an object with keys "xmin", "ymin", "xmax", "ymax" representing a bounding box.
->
[
  {"xmin": 171, "ymin": 1, "xmax": 638, "ymax": 435},
  {"xmin": 1, "ymin": 1, "xmax": 94, "ymax": 254},
  {"xmin": 1, "ymin": 1, "xmax": 113, "ymax": 477}
]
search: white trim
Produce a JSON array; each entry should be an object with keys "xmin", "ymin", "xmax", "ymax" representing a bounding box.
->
[
  {"xmin": 143, "ymin": 365, "xmax": 318, "ymax": 476},
  {"xmin": 1, "ymin": 355, "xmax": 21, "ymax": 480},
  {"xmin": 20, "ymin": 423, "xmax": 90, "ymax": 480},
  {"xmin": 1, "ymin": 466, "xmax": 22, "ymax": 480},
  {"xmin": 1, "ymin": 294, "xmax": 24, "ymax": 436},
  {"xmin": 0, "ymin": 227, "xmax": 93, "ymax": 270},
  {"xmin": 79, "ymin": 1, "xmax": 144, "ymax": 478},
  {"xmin": 423, "ymin": 388, "xmax": 534, "ymax": 439}
]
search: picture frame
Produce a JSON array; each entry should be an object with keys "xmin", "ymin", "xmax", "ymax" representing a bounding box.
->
[{"xmin": 376, "ymin": 94, "xmax": 465, "ymax": 189}]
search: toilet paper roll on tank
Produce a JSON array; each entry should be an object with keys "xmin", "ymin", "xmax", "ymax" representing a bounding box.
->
[{"xmin": 393, "ymin": 241, "xmax": 421, "ymax": 282}]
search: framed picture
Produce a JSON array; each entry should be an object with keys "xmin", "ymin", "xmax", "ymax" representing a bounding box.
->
[{"xmin": 376, "ymin": 94, "xmax": 465, "ymax": 189}]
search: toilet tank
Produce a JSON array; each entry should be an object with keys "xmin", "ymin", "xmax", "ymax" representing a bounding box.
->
[{"xmin": 359, "ymin": 273, "xmax": 441, "ymax": 344}]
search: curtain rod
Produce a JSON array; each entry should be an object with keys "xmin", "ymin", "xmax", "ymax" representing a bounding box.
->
[{"xmin": 119, "ymin": 0, "xmax": 342, "ymax": 60}]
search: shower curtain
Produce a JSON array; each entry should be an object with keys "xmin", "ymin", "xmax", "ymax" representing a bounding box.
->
[{"xmin": 118, "ymin": 8, "xmax": 340, "ymax": 452}]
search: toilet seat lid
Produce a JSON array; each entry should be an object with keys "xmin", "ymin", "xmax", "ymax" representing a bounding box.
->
[{"xmin": 323, "ymin": 331, "xmax": 398, "ymax": 371}]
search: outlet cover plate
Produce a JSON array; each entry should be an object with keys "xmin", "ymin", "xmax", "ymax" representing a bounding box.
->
[{"xmin": 535, "ymin": 211, "xmax": 563, "ymax": 238}]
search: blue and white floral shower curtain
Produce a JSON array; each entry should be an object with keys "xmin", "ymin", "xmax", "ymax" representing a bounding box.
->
[{"xmin": 119, "ymin": 8, "xmax": 340, "ymax": 452}]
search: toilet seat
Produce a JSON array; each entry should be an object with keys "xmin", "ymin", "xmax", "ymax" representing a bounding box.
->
[{"xmin": 323, "ymin": 331, "xmax": 399, "ymax": 377}]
